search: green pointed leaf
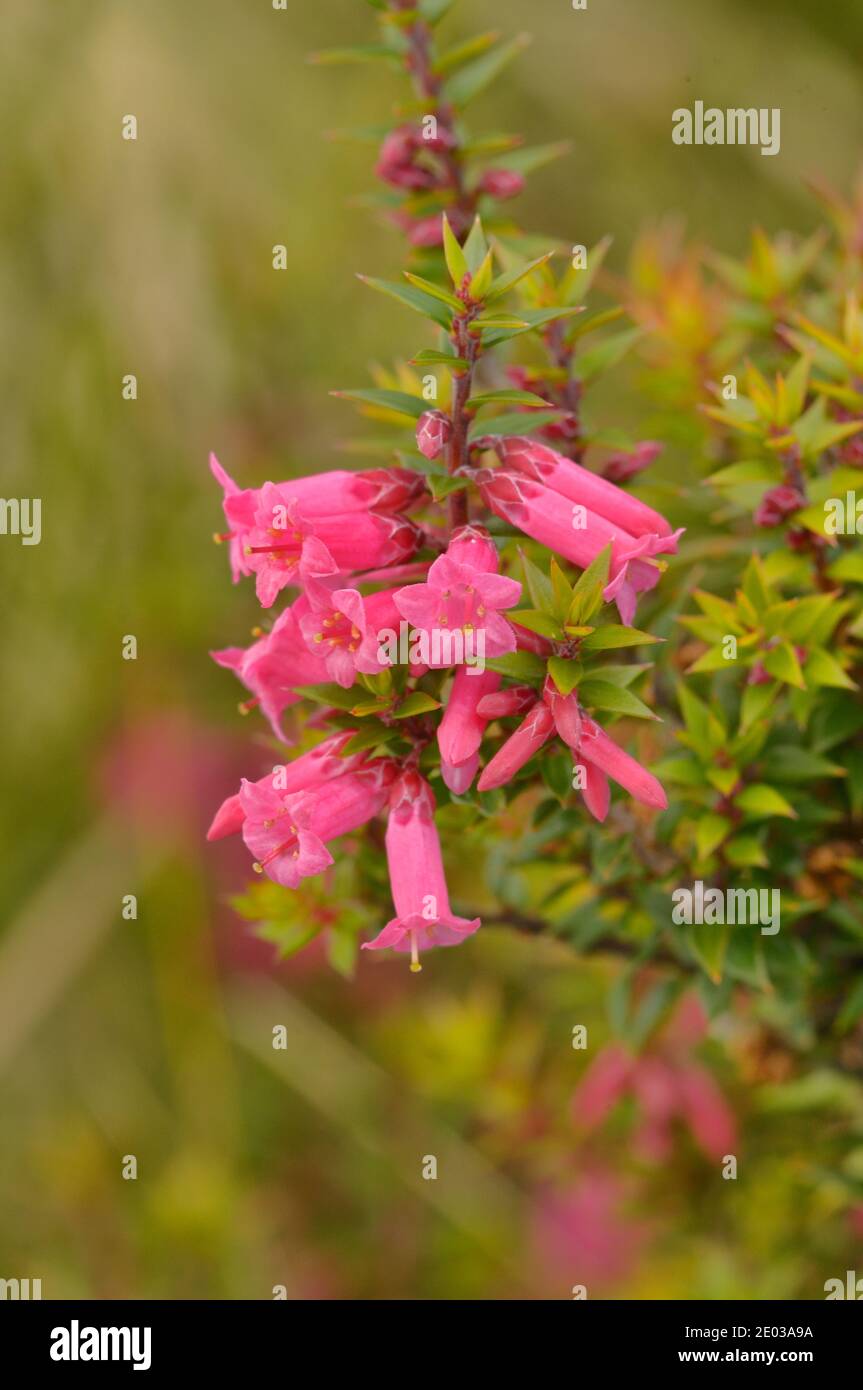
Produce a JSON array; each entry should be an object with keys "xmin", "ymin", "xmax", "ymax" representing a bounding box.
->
[
  {"xmin": 580, "ymin": 624, "xmax": 661, "ymax": 651},
  {"xmin": 578, "ymin": 679, "xmax": 657, "ymax": 720},
  {"xmin": 357, "ymin": 275, "xmax": 452, "ymax": 329},
  {"xmin": 393, "ymin": 691, "xmax": 442, "ymax": 719},
  {"xmin": 467, "ymin": 388, "xmax": 551, "ymax": 410},
  {"xmin": 567, "ymin": 545, "xmax": 612, "ymax": 625},
  {"xmin": 441, "ymin": 214, "xmax": 469, "ymax": 285},
  {"xmin": 441, "ymin": 33, "xmax": 531, "ymax": 106},
  {"xmin": 331, "ymin": 388, "xmax": 426, "ymax": 419},
  {"xmin": 548, "ymin": 656, "xmax": 581, "ymax": 696},
  {"xmin": 734, "ymin": 783, "xmax": 798, "ymax": 819},
  {"xmin": 462, "ymin": 216, "xmax": 489, "ymax": 274},
  {"xmin": 403, "ymin": 270, "xmax": 462, "ymax": 311},
  {"xmin": 519, "ymin": 550, "xmax": 555, "ymax": 614},
  {"xmin": 763, "ymin": 640, "xmax": 806, "ymax": 689},
  {"xmin": 486, "ymin": 251, "xmax": 554, "ymax": 303},
  {"xmin": 696, "ymin": 813, "xmax": 732, "ymax": 861},
  {"xmin": 805, "ymin": 648, "xmax": 858, "ymax": 690},
  {"xmin": 511, "ymin": 608, "xmax": 563, "ymax": 640},
  {"xmin": 485, "ymin": 650, "xmax": 546, "ymax": 682}
]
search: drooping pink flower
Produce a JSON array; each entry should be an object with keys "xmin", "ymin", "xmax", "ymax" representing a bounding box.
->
[
  {"xmin": 481, "ymin": 435, "xmax": 673, "ymax": 539},
  {"xmin": 477, "ymin": 700, "xmax": 555, "ymax": 791},
  {"xmin": 362, "ymin": 771, "xmax": 480, "ymax": 969},
  {"xmin": 477, "ymin": 467, "xmax": 681, "ymax": 624},
  {"xmin": 440, "ymin": 752, "xmax": 479, "ymax": 795},
  {"xmin": 207, "ymin": 731, "xmax": 364, "ymax": 841},
  {"xmin": 210, "ymin": 453, "xmax": 258, "ymax": 582},
  {"xmin": 577, "ymin": 713, "xmax": 668, "ymax": 810},
  {"xmin": 394, "ymin": 528, "xmax": 521, "ymax": 664},
  {"xmin": 675, "ymin": 1063, "xmax": 738, "ymax": 1160},
  {"xmin": 244, "ymin": 485, "xmax": 423, "ymax": 608},
  {"xmin": 475, "ymin": 684, "xmax": 537, "ymax": 719},
  {"xmin": 239, "ymin": 761, "xmax": 395, "ymax": 889},
  {"xmin": 580, "ymin": 760, "xmax": 611, "ymax": 822},
  {"xmin": 298, "ymin": 580, "xmax": 401, "ymax": 688},
  {"xmin": 542, "ymin": 676, "xmax": 583, "ymax": 751},
  {"xmin": 416, "ymin": 410, "xmax": 452, "ymax": 460},
  {"xmin": 211, "ymin": 599, "xmax": 330, "ymax": 743},
  {"xmin": 275, "ymin": 466, "xmax": 426, "ymax": 516},
  {"xmin": 437, "ymin": 668, "xmax": 500, "ymax": 789}
]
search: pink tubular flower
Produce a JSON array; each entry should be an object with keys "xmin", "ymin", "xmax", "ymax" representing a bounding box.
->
[
  {"xmin": 240, "ymin": 760, "xmax": 395, "ymax": 889},
  {"xmin": 483, "ymin": 435, "xmax": 672, "ymax": 539},
  {"xmin": 416, "ymin": 410, "xmax": 452, "ymax": 460},
  {"xmin": 475, "ymin": 684, "xmax": 537, "ymax": 719},
  {"xmin": 438, "ymin": 668, "xmax": 500, "ymax": 789},
  {"xmin": 211, "ymin": 598, "xmax": 329, "ymax": 743},
  {"xmin": 362, "ymin": 771, "xmax": 480, "ymax": 969},
  {"xmin": 477, "ymin": 700, "xmax": 555, "ymax": 791},
  {"xmin": 275, "ymin": 466, "xmax": 426, "ymax": 516},
  {"xmin": 245, "ymin": 485, "xmax": 423, "ymax": 608},
  {"xmin": 542, "ymin": 676, "xmax": 583, "ymax": 750},
  {"xmin": 298, "ymin": 580, "xmax": 401, "ymax": 688},
  {"xmin": 394, "ymin": 528, "xmax": 521, "ymax": 664},
  {"xmin": 207, "ymin": 731, "xmax": 364, "ymax": 841},
  {"xmin": 476, "ymin": 467, "xmax": 681, "ymax": 625},
  {"xmin": 577, "ymin": 714, "xmax": 667, "ymax": 811},
  {"xmin": 210, "ymin": 453, "xmax": 258, "ymax": 582}
]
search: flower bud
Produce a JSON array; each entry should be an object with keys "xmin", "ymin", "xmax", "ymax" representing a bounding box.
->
[
  {"xmin": 416, "ymin": 409, "xmax": 453, "ymax": 460},
  {"xmin": 479, "ymin": 168, "xmax": 526, "ymax": 201}
]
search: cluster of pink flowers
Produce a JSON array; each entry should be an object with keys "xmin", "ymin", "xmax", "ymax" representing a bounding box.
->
[
  {"xmin": 572, "ymin": 996, "xmax": 737, "ymax": 1163},
  {"xmin": 208, "ymin": 425, "xmax": 678, "ymax": 967}
]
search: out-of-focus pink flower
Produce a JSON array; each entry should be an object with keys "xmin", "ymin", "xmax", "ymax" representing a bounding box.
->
[
  {"xmin": 676, "ymin": 1063, "xmax": 738, "ymax": 1160},
  {"xmin": 581, "ymin": 760, "xmax": 611, "ymax": 822},
  {"xmin": 479, "ymin": 168, "xmax": 525, "ymax": 201},
  {"xmin": 601, "ymin": 441, "xmax": 663, "ymax": 484},
  {"xmin": 362, "ymin": 771, "xmax": 480, "ymax": 968},
  {"xmin": 532, "ymin": 1175, "xmax": 648, "ymax": 1290},
  {"xmin": 211, "ymin": 599, "xmax": 329, "ymax": 743},
  {"xmin": 407, "ymin": 214, "xmax": 448, "ymax": 248},
  {"xmin": 394, "ymin": 532, "xmax": 521, "ymax": 663},
  {"xmin": 438, "ymin": 668, "xmax": 500, "ymax": 785},
  {"xmin": 572, "ymin": 1043, "xmax": 634, "ymax": 1128},
  {"xmin": 477, "ymin": 467, "xmax": 681, "ymax": 625},
  {"xmin": 298, "ymin": 580, "xmax": 400, "ymax": 688},
  {"xmin": 239, "ymin": 761, "xmax": 395, "ymax": 889},
  {"xmin": 416, "ymin": 410, "xmax": 452, "ymax": 460},
  {"xmin": 572, "ymin": 1011, "xmax": 737, "ymax": 1166},
  {"xmin": 477, "ymin": 700, "xmax": 555, "ymax": 791},
  {"xmin": 755, "ymin": 484, "xmax": 805, "ymax": 528}
]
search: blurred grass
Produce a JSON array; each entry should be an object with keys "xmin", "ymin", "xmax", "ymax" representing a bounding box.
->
[{"xmin": 1, "ymin": 0, "xmax": 862, "ymax": 1298}]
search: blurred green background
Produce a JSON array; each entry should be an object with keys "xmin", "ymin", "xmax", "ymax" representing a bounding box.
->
[{"xmin": 2, "ymin": 0, "xmax": 863, "ymax": 1299}]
